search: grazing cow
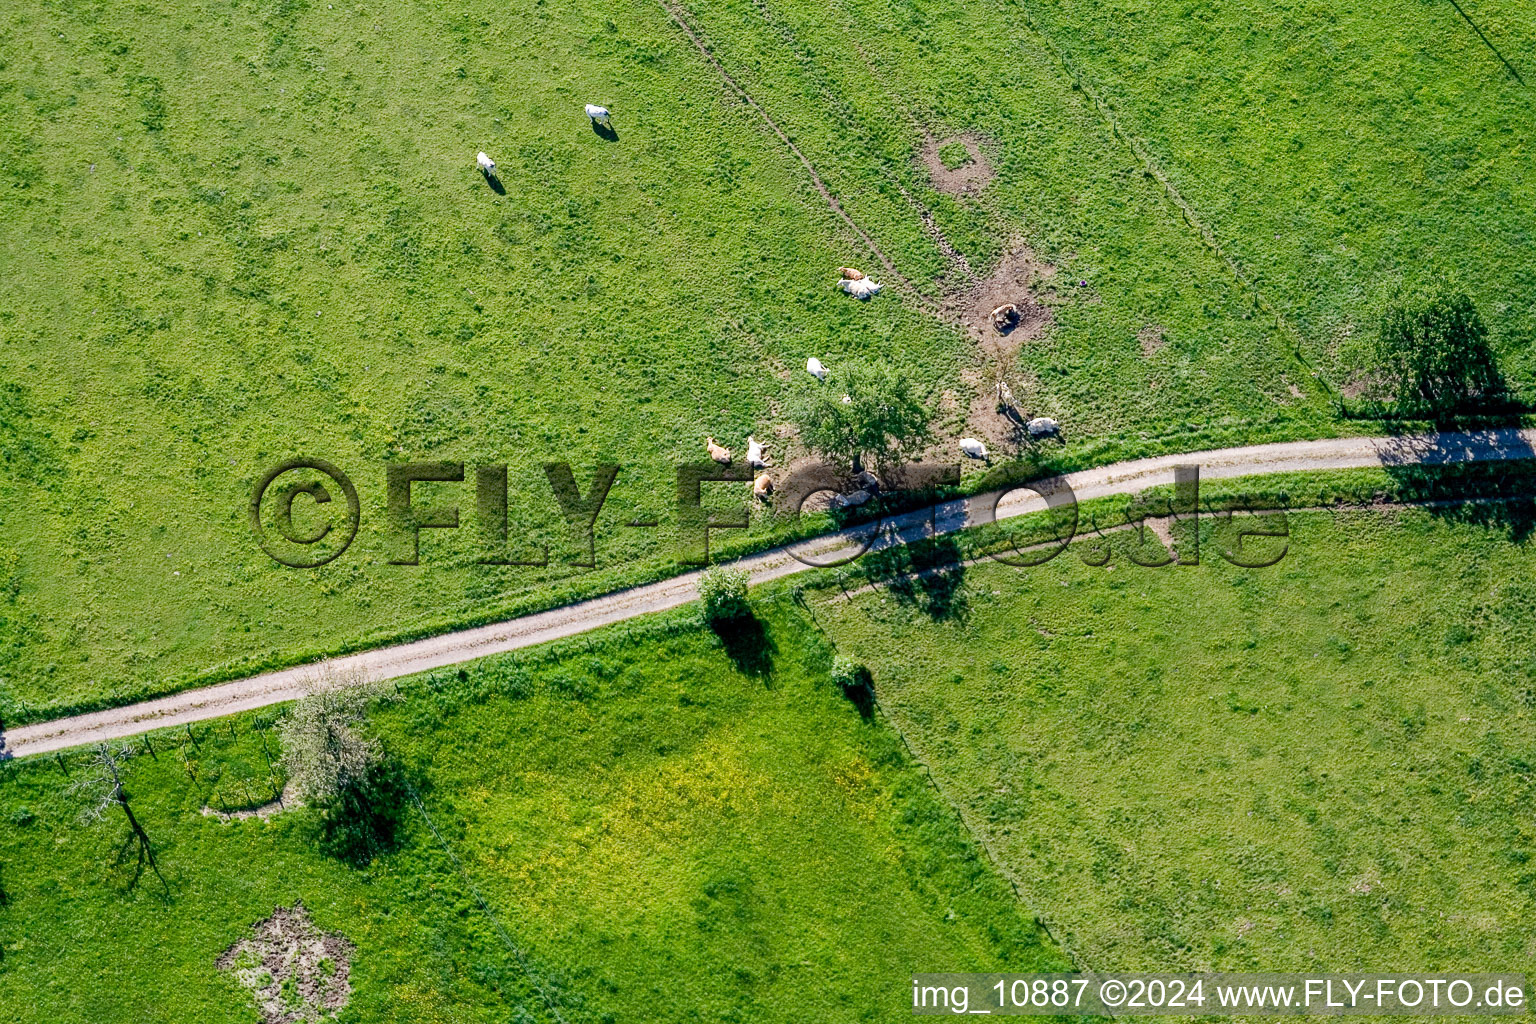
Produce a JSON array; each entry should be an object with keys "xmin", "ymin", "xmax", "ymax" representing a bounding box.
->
[
  {"xmin": 746, "ymin": 436, "xmax": 770, "ymax": 468},
  {"xmin": 991, "ymin": 303, "xmax": 1020, "ymax": 333},
  {"xmin": 807, "ymin": 357, "xmax": 829, "ymax": 381},
  {"xmin": 1027, "ymin": 416, "xmax": 1060, "ymax": 439},
  {"xmin": 996, "ymin": 380, "xmax": 1016, "ymax": 409},
  {"xmin": 706, "ymin": 437, "xmax": 732, "ymax": 464},
  {"xmin": 585, "ymin": 103, "xmax": 612, "ymax": 127},
  {"xmin": 959, "ymin": 437, "xmax": 988, "ymax": 460},
  {"xmin": 476, "ymin": 151, "xmax": 496, "ymax": 176}
]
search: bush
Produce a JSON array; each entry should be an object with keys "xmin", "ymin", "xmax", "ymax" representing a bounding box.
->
[
  {"xmin": 830, "ymin": 655, "xmax": 865, "ymax": 690},
  {"xmin": 698, "ymin": 565, "xmax": 751, "ymax": 623},
  {"xmin": 831, "ymin": 655, "xmax": 874, "ymax": 718}
]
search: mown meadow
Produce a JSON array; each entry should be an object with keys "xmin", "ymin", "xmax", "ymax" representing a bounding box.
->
[
  {"xmin": 0, "ymin": 0, "xmax": 1331, "ymax": 721},
  {"xmin": 0, "ymin": 599, "xmax": 1062, "ymax": 1022},
  {"xmin": 817, "ymin": 508, "xmax": 1536, "ymax": 971}
]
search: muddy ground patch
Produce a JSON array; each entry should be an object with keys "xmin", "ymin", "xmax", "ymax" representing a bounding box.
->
[
  {"xmin": 948, "ymin": 243, "xmax": 1057, "ymax": 361},
  {"xmin": 217, "ymin": 903, "xmax": 354, "ymax": 1024}
]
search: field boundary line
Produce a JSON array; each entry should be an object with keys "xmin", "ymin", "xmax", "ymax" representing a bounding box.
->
[
  {"xmin": 9, "ymin": 428, "xmax": 1536, "ymax": 757},
  {"xmin": 1443, "ymin": 0, "xmax": 1527, "ymax": 85},
  {"xmin": 654, "ymin": 0, "xmax": 938, "ymax": 307}
]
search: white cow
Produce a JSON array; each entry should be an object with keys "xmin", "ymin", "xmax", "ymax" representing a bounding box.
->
[
  {"xmin": 837, "ymin": 276, "xmax": 882, "ymax": 299},
  {"xmin": 806, "ymin": 357, "xmax": 828, "ymax": 381},
  {"xmin": 585, "ymin": 103, "xmax": 612, "ymax": 127},
  {"xmin": 1027, "ymin": 417, "xmax": 1060, "ymax": 438},
  {"xmin": 746, "ymin": 436, "xmax": 770, "ymax": 468},
  {"xmin": 959, "ymin": 437, "xmax": 988, "ymax": 460},
  {"xmin": 830, "ymin": 489, "xmax": 872, "ymax": 509},
  {"xmin": 476, "ymin": 151, "xmax": 496, "ymax": 176}
]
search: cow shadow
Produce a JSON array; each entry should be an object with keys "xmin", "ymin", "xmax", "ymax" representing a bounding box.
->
[
  {"xmin": 591, "ymin": 122, "xmax": 619, "ymax": 142},
  {"xmin": 483, "ymin": 173, "xmax": 506, "ymax": 195}
]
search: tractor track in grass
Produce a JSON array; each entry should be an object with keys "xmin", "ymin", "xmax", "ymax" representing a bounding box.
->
[
  {"xmin": 655, "ymin": 0, "xmax": 938, "ymax": 307},
  {"xmin": 7, "ymin": 427, "xmax": 1536, "ymax": 758}
]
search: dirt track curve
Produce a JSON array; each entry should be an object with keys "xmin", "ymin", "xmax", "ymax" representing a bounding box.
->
[{"xmin": 7, "ymin": 428, "xmax": 1536, "ymax": 758}]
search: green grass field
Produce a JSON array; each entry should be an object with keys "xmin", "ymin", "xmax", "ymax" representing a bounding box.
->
[
  {"xmin": 0, "ymin": 600, "xmax": 1061, "ymax": 1021},
  {"xmin": 1006, "ymin": 0, "xmax": 1536, "ymax": 382},
  {"xmin": 0, "ymin": 0, "xmax": 1341, "ymax": 721},
  {"xmin": 816, "ymin": 508, "xmax": 1536, "ymax": 970}
]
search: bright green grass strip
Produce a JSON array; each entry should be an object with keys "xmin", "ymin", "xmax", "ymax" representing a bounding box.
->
[{"xmin": 0, "ymin": 599, "xmax": 1063, "ymax": 1021}]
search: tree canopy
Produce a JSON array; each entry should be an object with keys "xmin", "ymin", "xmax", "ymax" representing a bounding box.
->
[
  {"xmin": 787, "ymin": 359, "xmax": 931, "ymax": 471},
  {"xmin": 1370, "ymin": 282, "xmax": 1502, "ymax": 412}
]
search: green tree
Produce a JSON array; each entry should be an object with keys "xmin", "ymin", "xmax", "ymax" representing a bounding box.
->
[
  {"xmin": 698, "ymin": 565, "xmax": 751, "ymax": 624},
  {"xmin": 279, "ymin": 679, "xmax": 404, "ymax": 864},
  {"xmin": 788, "ymin": 359, "xmax": 931, "ymax": 472},
  {"xmin": 1371, "ymin": 282, "xmax": 1502, "ymax": 412}
]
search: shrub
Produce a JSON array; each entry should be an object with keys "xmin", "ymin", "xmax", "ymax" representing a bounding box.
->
[
  {"xmin": 698, "ymin": 565, "xmax": 751, "ymax": 623},
  {"xmin": 830, "ymin": 655, "xmax": 866, "ymax": 690},
  {"xmin": 831, "ymin": 655, "xmax": 875, "ymax": 718}
]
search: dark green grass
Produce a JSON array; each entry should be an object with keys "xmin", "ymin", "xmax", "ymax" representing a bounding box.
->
[
  {"xmin": 0, "ymin": 600, "xmax": 1061, "ymax": 1022},
  {"xmin": 816, "ymin": 511, "xmax": 1536, "ymax": 970},
  {"xmin": 0, "ymin": 0, "xmax": 1328, "ymax": 719}
]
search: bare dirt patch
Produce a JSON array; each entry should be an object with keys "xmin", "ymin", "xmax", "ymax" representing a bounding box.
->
[
  {"xmin": 202, "ymin": 781, "xmax": 300, "ymax": 822},
  {"xmin": 1137, "ymin": 324, "xmax": 1166, "ymax": 357},
  {"xmin": 947, "ymin": 243, "xmax": 1056, "ymax": 361},
  {"xmin": 920, "ymin": 134, "xmax": 996, "ymax": 197},
  {"xmin": 217, "ymin": 903, "xmax": 354, "ymax": 1024}
]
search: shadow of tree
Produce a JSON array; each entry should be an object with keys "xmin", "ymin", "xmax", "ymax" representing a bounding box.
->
[
  {"xmin": 710, "ymin": 612, "xmax": 776, "ymax": 679},
  {"xmin": 859, "ymin": 532, "xmax": 969, "ymax": 623},
  {"xmin": 839, "ymin": 664, "xmax": 876, "ymax": 720},
  {"xmin": 1375, "ymin": 428, "xmax": 1536, "ymax": 543},
  {"xmin": 318, "ymin": 759, "xmax": 412, "ymax": 868}
]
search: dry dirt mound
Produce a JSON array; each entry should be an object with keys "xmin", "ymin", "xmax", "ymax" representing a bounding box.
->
[
  {"xmin": 920, "ymin": 134, "xmax": 996, "ymax": 196},
  {"xmin": 217, "ymin": 903, "xmax": 354, "ymax": 1024}
]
